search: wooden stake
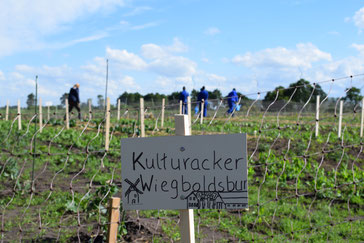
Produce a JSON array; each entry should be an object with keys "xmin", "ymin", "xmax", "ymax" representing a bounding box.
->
[
  {"xmin": 338, "ymin": 100, "xmax": 343, "ymax": 138},
  {"xmin": 175, "ymin": 114, "xmax": 195, "ymax": 243},
  {"xmin": 17, "ymin": 99, "xmax": 22, "ymax": 130},
  {"xmin": 105, "ymin": 97, "xmax": 110, "ymax": 151},
  {"xmin": 47, "ymin": 105, "xmax": 50, "ymax": 121},
  {"xmin": 360, "ymin": 98, "xmax": 364, "ymax": 137},
  {"xmin": 117, "ymin": 99, "xmax": 120, "ymax": 121},
  {"xmin": 107, "ymin": 197, "xmax": 120, "ymax": 243},
  {"xmin": 179, "ymin": 100, "xmax": 183, "ymax": 114},
  {"xmin": 315, "ymin": 95, "xmax": 320, "ymax": 137},
  {"xmin": 187, "ymin": 96, "xmax": 191, "ymax": 134},
  {"xmin": 140, "ymin": 98, "xmax": 145, "ymax": 137},
  {"xmin": 5, "ymin": 100, "xmax": 9, "ymax": 121},
  {"xmin": 200, "ymin": 99, "xmax": 204, "ymax": 125},
  {"xmin": 39, "ymin": 98, "xmax": 43, "ymax": 133},
  {"xmin": 65, "ymin": 98, "xmax": 69, "ymax": 129},
  {"xmin": 161, "ymin": 98, "xmax": 165, "ymax": 128}
]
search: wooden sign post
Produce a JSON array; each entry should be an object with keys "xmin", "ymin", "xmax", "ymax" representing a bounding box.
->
[
  {"xmin": 65, "ymin": 98, "xmax": 69, "ymax": 129},
  {"xmin": 107, "ymin": 197, "xmax": 120, "ymax": 243},
  {"xmin": 39, "ymin": 98, "xmax": 43, "ymax": 133},
  {"xmin": 105, "ymin": 98, "xmax": 111, "ymax": 151},
  {"xmin": 175, "ymin": 114, "xmax": 195, "ymax": 243},
  {"xmin": 17, "ymin": 100, "xmax": 22, "ymax": 130}
]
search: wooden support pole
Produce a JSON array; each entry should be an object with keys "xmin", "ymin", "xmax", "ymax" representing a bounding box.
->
[
  {"xmin": 65, "ymin": 98, "xmax": 69, "ymax": 129},
  {"xmin": 315, "ymin": 95, "xmax": 320, "ymax": 137},
  {"xmin": 105, "ymin": 97, "xmax": 111, "ymax": 151},
  {"xmin": 17, "ymin": 99, "xmax": 22, "ymax": 130},
  {"xmin": 175, "ymin": 114, "xmax": 195, "ymax": 243},
  {"xmin": 161, "ymin": 98, "xmax": 165, "ymax": 128},
  {"xmin": 117, "ymin": 99, "xmax": 120, "ymax": 121},
  {"xmin": 187, "ymin": 96, "xmax": 191, "ymax": 134},
  {"xmin": 200, "ymin": 99, "xmax": 204, "ymax": 125},
  {"xmin": 179, "ymin": 100, "xmax": 183, "ymax": 114},
  {"xmin": 338, "ymin": 100, "xmax": 343, "ymax": 138},
  {"xmin": 88, "ymin": 99, "xmax": 92, "ymax": 113},
  {"xmin": 5, "ymin": 100, "xmax": 9, "ymax": 121},
  {"xmin": 140, "ymin": 98, "xmax": 145, "ymax": 137},
  {"xmin": 47, "ymin": 105, "xmax": 50, "ymax": 121},
  {"xmin": 39, "ymin": 98, "xmax": 43, "ymax": 133},
  {"xmin": 360, "ymin": 98, "xmax": 364, "ymax": 137},
  {"xmin": 107, "ymin": 197, "xmax": 120, "ymax": 243}
]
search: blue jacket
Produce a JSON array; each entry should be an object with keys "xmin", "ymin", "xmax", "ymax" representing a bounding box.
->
[
  {"xmin": 179, "ymin": 90, "xmax": 189, "ymax": 103},
  {"xmin": 197, "ymin": 90, "xmax": 209, "ymax": 102},
  {"xmin": 69, "ymin": 87, "xmax": 80, "ymax": 103},
  {"xmin": 227, "ymin": 90, "xmax": 238, "ymax": 105}
]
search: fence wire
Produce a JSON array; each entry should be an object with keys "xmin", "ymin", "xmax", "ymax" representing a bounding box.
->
[{"xmin": 0, "ymin": 74, "xmax": 363, "ymax": 242}]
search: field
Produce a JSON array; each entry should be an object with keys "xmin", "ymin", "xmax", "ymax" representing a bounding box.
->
[{"xmin": 0, "ymin": 99, "xmax": 363, "ymax": 242}]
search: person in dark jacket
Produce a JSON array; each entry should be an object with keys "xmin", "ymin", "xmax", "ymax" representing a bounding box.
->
[
  {"xmin": 227, "ymin": 88, "xmax": 238, "ymax": 115},
  {"xmin": 68, "ymin": 83, "xmax": 81, "ymax": 119},
  {"xmin": 179, "ymin": 86, "xmax": 189, "ymax": 114},
  {"xmin": 197, "ymin": 86, "xmax": 208, "ymax": 117}
]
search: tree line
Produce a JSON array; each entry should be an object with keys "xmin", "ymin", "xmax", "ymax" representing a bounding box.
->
[{"xmin": 24, "ymin": 79, "xmax": 362, "ymax": 109}]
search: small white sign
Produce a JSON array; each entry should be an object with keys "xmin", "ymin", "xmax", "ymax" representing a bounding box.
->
[{"xmin": 121, "ymin": 134, "xmax": 248, "ymax": 210}]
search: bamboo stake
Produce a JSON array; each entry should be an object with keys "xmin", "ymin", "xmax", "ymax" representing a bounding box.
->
[
  {"xmin": 105, "ymin": 97, "xmax": 110, "ymax": 151},
  {"xmin": 200, "ymin": 99, "xmax": 204, "ymax": 124},
  {"xmin": 107, "ymin": 197, "xmax": 120, "ymax": 243},
  {"xmin": 65, "ymin": 98, "xmax": 69, "ymax": 129},
  {"xmin": 140, "ymin": 98, "xmax": 145, "ymax": 137},
  {"xmin": 187, "ymin": 96, "xmax": 191, "ymax": 134},
  {"xmin": 39, "ymin": 98, "xmax": 43, "ymax": 133},
  {"xmin": 117, "ymin": 99, "xmax": 120, "ymax": 121},
  {"xmin": 360, "ymin": 98, "xmax": 364, "ymax": 137},
  {"xmin": 338, "ymin": 100, "xmax": 343, "ymax": 138},
  {"xmin": 161, "ymin": 98, "xmax": 165, "ymax": 128},
  {"xmin": 5, "ymin": 100, "xmax": 9, "ymax": 121},
  {"xmin": 315, "ymin": 95, "xmax": 320, "ymax": 137},
  {"xmin": 17, "ymin": 99, "xmax": 21, "ymax": 130}
]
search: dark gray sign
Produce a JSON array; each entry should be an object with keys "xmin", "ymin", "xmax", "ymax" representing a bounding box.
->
[{"xmin": 121, "ymin": 134, "xmax": 248, "ymax": 210}]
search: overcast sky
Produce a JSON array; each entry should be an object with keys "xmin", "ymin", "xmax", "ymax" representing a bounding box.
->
[{"xmin": 1, "ymin": 0, "xmax": 364, "ymax": 106}]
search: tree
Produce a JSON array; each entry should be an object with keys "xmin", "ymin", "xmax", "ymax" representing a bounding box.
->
[
  {"xmin": 167, "ymin": 92, "xmax": 180, "ymax": 102},
  {"xmin": 344, "ymin": 87, "xmax": 363, "ymax": 105},
  {"xmin": 97, "ymin": 95, "xmax": 105, "ymax": 108},
  {"xmin": 60, "ymin": 93, "xmax": 68, "ymax": 106},
  {"xmin": 208, "ymin": 89, "xmax": 222, "ymax": 100},
  {"xmin": 26, "ymin": 93, "xmax": 35, "ymax": 108},
  {"xmin": 264, "ymin": 79, "xmax": 326, "ymax": 103}
]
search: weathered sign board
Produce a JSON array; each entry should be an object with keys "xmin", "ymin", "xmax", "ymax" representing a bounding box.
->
[{"xmin": 121, "ymin": 133, "xmax": 248, "ymax": 210}]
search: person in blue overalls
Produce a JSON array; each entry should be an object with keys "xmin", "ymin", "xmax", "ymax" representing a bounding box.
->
[
  {"xmin": 227, "ymin": 88, "xmax": 238, "ymax": 115},
  {"xmin": 197, "ymin": 86, "xmax": 209, "ymax": 117},
  {"xmin": 179, "ymin": 86, "xmax": 189, "ymax": 114}
]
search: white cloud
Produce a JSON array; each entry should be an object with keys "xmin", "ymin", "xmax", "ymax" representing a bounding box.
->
[
  {"xmin": 130, "ymin": 21, "xmax": 160, "ymax": 30},
  {"xmin": 166, "ymin": 38, "xmax": 188, "ymax": 53},
  {"xmin": 123, "ymin": 6, "xmax": 152, "ymax": 17},
  {"xmin": 204, "ymin": 27, "xmax": 220, "ymax": 36},
  {"xmin": 149, "ymin": 56, "xmax": 197, "ymax": 77},
  {"xmin": 141, "ymin": 44, "xmax": 168, "ymax": 59},
  {"xmin": 231, "ymin": 43, "xmax": 332, "ymax": 69},
  {"xmin": 0, "ymin": 70, "xmax": 5, "ymax": 80},
  {"xmin": 351, "ymin": 43, "xmax": 364, "ymax": 54},
  {"xmin": 353, "ymin": 7, "xmax": 364, "ymax": 31},
  {"xmin": 106, "ymin": 47, "xmax": 147, "ymax": 70},
  {"xmin": 0, "ymin": 0, "xmax": 126, "ymax": 57}
]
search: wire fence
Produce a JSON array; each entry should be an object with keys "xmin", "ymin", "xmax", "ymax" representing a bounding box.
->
[{"xmin": 0, "ymin": 74, "xmax": 363, "ymax": 242}]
